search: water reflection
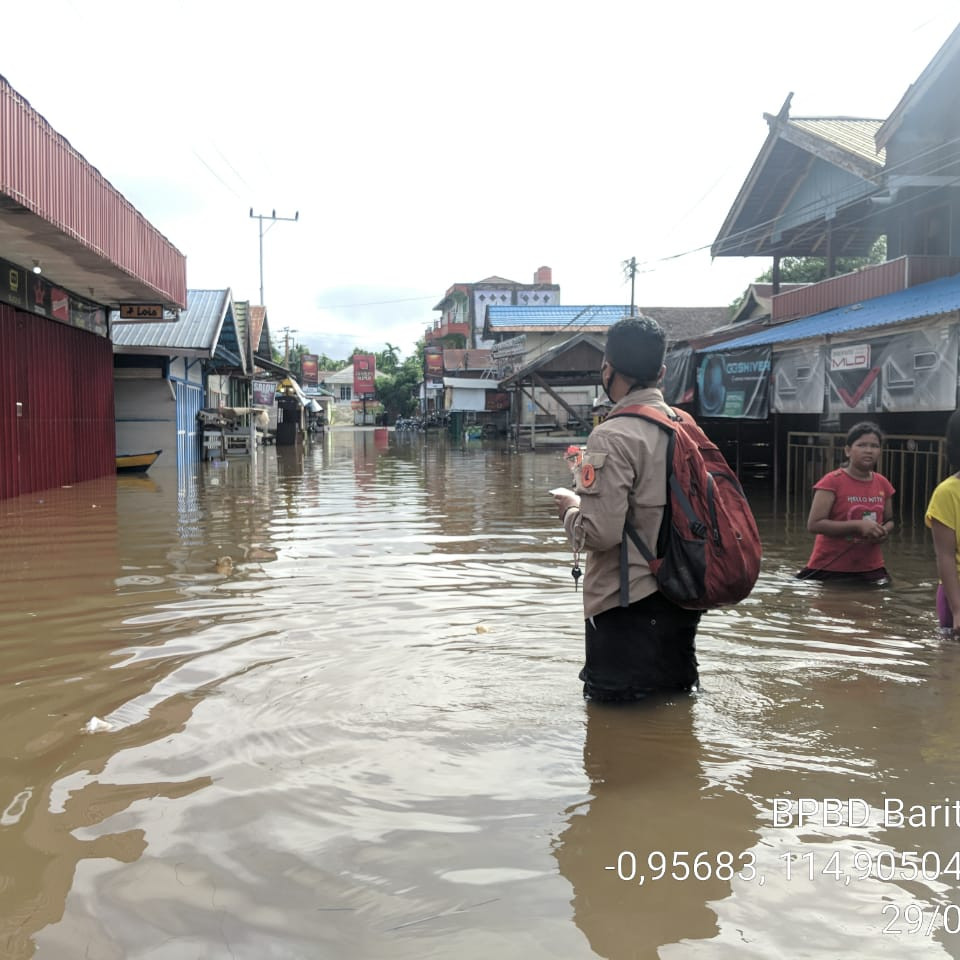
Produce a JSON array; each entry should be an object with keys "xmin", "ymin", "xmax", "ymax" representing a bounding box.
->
[
  {"xmin": 555, "ymin": 697, "xmax": 757, "ymax": 957},
  {"xmin": 1, "ymin": 430, "xmax": 959, "ymax": 958}
]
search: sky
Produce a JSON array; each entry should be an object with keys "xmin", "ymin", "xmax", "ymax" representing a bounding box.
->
[{"xmin": 3, "ymin": 1, "xmax": 958, "ymax": 361}]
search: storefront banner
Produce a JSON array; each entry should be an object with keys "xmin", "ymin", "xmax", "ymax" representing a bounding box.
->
[
  {"xmin": 697, "ymin": 348, "xmax": 771, "ymax": 419},
  {"xmin": 425, "ymin": 348, "xmax": 443, "ymax": 379},
  {"xmin": 1, "ymin": 258, "xmax": 25, "ymax": 307},
  {"xmin": 485, "ymin": 391, "xmax": 510, "ymax": 411},
  {"xmin": 69, "ymin": 298, "xmax": 108, "ymax": 337},
  {"xmin": 663, "ymin": 347, "xmax": 694, "ymax": 405},
  {"xmin": 301, "ymin": 354, "xmax": 319, "ymax": 385},
  {"xmin": 0, "ymin": 256, "xmax": 107, "ymax": 336},
  {"xmin": 880, "ymin": 325, "xmax": 957, "ymax": 412},
  {"xmin": 773, "ymin": 345, "xmax": 825, "ymax": 414},
  {"xmin": 252, "ymin": 381, "xmax": 277, "ymax": 407},
  {"xmin": 826, "ymin": 326, "xmax": 959, "ymax": 415}
]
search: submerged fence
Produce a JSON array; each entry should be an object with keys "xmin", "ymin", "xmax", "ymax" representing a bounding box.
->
[{"xmin": 785, "ymin": 432, "xmax": 946, "ymax": 526}]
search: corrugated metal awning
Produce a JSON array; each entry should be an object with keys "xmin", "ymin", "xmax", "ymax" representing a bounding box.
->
[{"xmin": 698, "ymin": 272, "xmax": 960, "ymax": 353}]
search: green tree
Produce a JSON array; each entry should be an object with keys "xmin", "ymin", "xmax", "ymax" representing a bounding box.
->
[
  {"xmin": 376, "ymin": 352, "xmax": 422, "ymax": 420},
  {"xmin": 316, "ymin": 353, "xmax": 346, "ymax": 371},
  {"xmin": 376, "ymin": 342, "xmax": 401, "ymax": 374}
]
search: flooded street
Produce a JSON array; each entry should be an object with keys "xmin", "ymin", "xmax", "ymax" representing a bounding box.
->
[{"xmin": 3, "ymin": 427, "xmax": 960, "ymax": 959}]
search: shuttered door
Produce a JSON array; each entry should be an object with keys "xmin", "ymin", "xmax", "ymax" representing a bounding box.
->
[{"xmin": 0, "ymin": 305, "xmax": 113, "ymax": 500}]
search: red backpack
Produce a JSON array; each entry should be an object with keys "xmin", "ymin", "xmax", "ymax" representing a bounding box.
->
[{"xmin": 608, "ymin": 403, "xmax": 762, "ymax": 610}]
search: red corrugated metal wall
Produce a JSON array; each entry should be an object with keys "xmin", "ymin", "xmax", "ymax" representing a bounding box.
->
[
  {"xmin": 0, "ymin": 78, "xmax": 186, "ymax": 307},
  {"xmin": 0, "ymin": 304, "xmax": 114, "ymax": 500},
  {"xmin": 773, "ymin": 256, "xmax": 960, "ymax": 323}
]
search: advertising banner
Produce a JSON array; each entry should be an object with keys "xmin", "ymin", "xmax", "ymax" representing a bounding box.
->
[
  {"xmin": 69, "ymin": 298, "xmax": 108, "ymax": 337},
  {"xmin": 301, "ymin": 354, "xmax": 319, "ymax": 385},
  {"xmin": 252, "ymin": 381, "xmax": 277, "ymax": 407},
  {"xmin": 696, "ymin": 348, "xmax": 771, "ymax": 419},
  {"xmin": 879, "ymin": 325, "xmax": 957, "ymax": 412},
  {"xmin": 1, "ymin": 258, "xmax": 25, "ymax": 308},
  {"xmin": 353, "ymin": 353, "xmax": 376, "ymax": 396},
  {"xmin": 425, "ymin": 347, "xmax": 443, "ymax": 382},
  {"xmin": 485, "ymin": 391, "xmax": 510, "ymax": 411},
  {"xmin": 490, "ymin": 335, "xmax": 526, "ymax": 359},
  {"xmin": 773, "ymin": 345, "xmax": 825, "ymax": 414},
  {"xmin": 826, "ymin": 342, "xmax": 877, "ymax": 414},
  {"xmin": 0, "ymin": 257, "xmax": 107, "ymax": 337},
  {"xmin": 826, "ymin": 325, "xmax": 959, "ymax": 415},
  {"xmin": 664, "ymin": 346, "xmax": 694, "ymax": 405}
]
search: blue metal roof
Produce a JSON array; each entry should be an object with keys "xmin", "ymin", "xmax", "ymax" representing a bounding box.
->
[
  {"xmin": 699, "ymin": 272, "xmax": 960, "ymax": 353},
  {"xmin": 488, "ymin": 305, "xmax": 627, "ymax": 328}
]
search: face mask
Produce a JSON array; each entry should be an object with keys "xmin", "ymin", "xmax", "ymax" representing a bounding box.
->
[{"xmin": 601, "ymin": 365, "xmax": 616, "ymax": 403}]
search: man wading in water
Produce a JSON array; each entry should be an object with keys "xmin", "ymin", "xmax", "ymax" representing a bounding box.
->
[{"xmin": 552, "ymin": 316, "xmax": 701, "ymax": 701}]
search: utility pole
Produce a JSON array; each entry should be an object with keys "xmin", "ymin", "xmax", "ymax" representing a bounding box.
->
[
  {"xmin": 249, "ymin": 208, "xmax": 299, "ymax": 306},
  {"xmin": 622, "ymin": 257, "xmax": 637, "ymax": 316},
  {"xmin": 280, "ymin": 327, "xmax": 298, "ymax": 368}
]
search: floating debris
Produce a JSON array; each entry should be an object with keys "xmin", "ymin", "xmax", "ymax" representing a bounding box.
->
[{"xmin": 83, "ymin": 716, "xmax": 113, "ymax": 733}]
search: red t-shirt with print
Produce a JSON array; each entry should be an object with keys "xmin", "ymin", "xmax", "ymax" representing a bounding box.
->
[{"xmin": 806, "ymin": 468, "xmax": 896, "ymax": 573}]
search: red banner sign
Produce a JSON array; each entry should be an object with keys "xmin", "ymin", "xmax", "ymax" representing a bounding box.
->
[
  {"xmin": 353, "ymin": 353, "xmax": 376, "ymax": 396},
  {"xmin": 301, "ymin": 354, "xmax": 319, "ymax": 385},
  {"xmin": 425, "ymin": 348, "xmax": 443, "ymax": 379}
]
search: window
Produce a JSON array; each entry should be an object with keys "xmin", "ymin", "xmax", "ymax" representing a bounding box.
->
[{"xmin": 340, "ymin": 385, "xmax": 352, "ymax": 401}]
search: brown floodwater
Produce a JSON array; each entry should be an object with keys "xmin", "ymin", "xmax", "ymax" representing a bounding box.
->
[{"xmin": 2, "ymin": 427, "xmax": 960, "ymax": 959}]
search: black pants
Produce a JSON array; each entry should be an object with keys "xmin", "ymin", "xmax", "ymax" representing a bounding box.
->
[{"xmin": 580, "ymin": 592, "xmax": 701, "ymax": 702}]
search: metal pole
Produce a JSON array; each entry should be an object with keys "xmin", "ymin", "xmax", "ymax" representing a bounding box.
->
[
  {"xmin": 258, "ymin": 215, "xmax": 265, "ymax": 305},
  {"xmin": 773, "ymin": 412, "xmax": 779, "ymax": 518},
  {"xmin": 248, "ymin": 303, "xmax": 257, "ymax": 464},
  {"xmin": 249, "ymin": 208, "xmax": 299, "ymax": 306}
]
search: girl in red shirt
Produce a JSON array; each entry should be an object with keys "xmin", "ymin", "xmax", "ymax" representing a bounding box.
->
[{"xmin": 796, "ymin": 421, "xmax": 895, "ymax": 583}]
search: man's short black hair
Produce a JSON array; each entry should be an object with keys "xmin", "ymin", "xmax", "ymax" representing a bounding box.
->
[{"xmin": 604, "ymin": 315, "xmax": 666, "ymax": 386}]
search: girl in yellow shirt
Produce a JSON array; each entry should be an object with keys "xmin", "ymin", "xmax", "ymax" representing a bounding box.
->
[{"xmin": 925, "ymin": 411, "xmax": 960, "ymax": 637}]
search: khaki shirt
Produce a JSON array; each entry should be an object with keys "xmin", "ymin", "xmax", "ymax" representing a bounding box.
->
[{"xmin": 562, "ymin": 387, "xmax": 671, "ymax": 618}]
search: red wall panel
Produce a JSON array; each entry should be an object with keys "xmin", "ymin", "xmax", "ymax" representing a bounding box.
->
[
  {"xmin": 773, "ymin": 256, "xmax": 960, "ymax": 323},
  {"xmin": 0, "ymin": 304, "xmax": 114, "ymax": 500}
]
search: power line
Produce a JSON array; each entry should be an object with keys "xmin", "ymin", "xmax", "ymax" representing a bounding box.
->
[
  {"xmin": 214, "ymin": 143, "xmax": 254, "ymax": 192},
  {"xmin": 192, "ymin": 149, "xmax": 244, "ymax": 199},
  {"xmin": 316, "ymin": 294, "xmax": 436, "ymax": 310}
]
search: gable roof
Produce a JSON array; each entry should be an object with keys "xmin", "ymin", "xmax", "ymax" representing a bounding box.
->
[
  {"xmin": 878, "ymin": 22, "xmax": 960, "ymax": 149},
  {"xmin": 730, "ymin": 282, "xmax": 808, "ymax": 324},
  {"xmin": 249, "ymin": 305, "xmax": 266, "ymax": 353},
  {"xmin": 498, "ymin": 331, "xmax": 606, "ymax": 388},
  {"xmin": 788, "ymin": 118, "xmax": 885, "ymax": 167},
  {"xmin": 699, "ymin": 270, "xmax": 960, "ymax": 353},
  {"xmin": 112, "ymin": 288, "xmax": 236, "ymax": 359},
  {"xmin": 712, "ymin": 94, "xmax": 884, "ymax": 259}
]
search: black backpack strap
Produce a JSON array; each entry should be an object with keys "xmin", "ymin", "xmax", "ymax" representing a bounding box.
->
[
  {"xmin": 620, "ymin": 520, "xmax": 655, "ymax": 607},
  {"xmin": 609, "ymin": 405, "xmax": 676, "ymax": 607}
]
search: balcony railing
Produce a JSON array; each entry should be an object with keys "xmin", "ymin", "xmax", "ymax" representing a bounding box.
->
[{"xmin": 425, "ymin": 320, "xmax": 470, "ymax": 341}]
